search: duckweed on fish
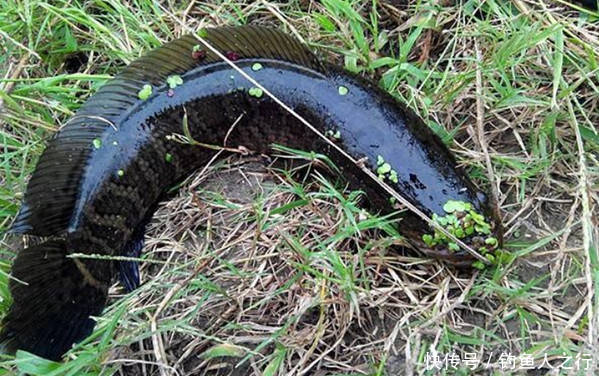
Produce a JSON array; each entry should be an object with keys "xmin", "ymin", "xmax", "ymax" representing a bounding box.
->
[
  {"xmin": 248, "ymin": 87, "xmax": 263, "ymax": 98},
  {"xmin": 166, "ymin": 75, "xmax": 183, "ymax": 89},
  {"xmin": 377, "ymin": 163, "xmax": 391, "ymax": 175},
  {"xmin": 375, "ymin": 155, "xmax": 398, "ymax": 182},
  {"xmin": 325, "ymin": 129, "xmax": 341, "ymax": 139},
  {"xmin": 138, "ymin": 84, "xmax": 152, "ymax": 100},
  {"xmin": 422, "ymin": 199, "xmax": 502, "ymax": 267}
]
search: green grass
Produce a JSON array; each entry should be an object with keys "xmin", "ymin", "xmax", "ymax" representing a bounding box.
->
[{"xmin": 1, "ymin": 0, "xmax": 599, "ymax": 375}]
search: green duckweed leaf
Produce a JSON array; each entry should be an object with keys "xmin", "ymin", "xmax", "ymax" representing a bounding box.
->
[
  {"xmin": 167, "ymin": 75, "xmax": 183, "ymax": 89},
  {"xmin": 249, "ymin": 87, "xmax": 263, "ymax": 98},
  {"xmin": 377, "ymin": 162, "xmax": 391, "ymax": 175},
  {"xmin": 138, "ymin": 84, "xmax": 152, "ymax": 100}
]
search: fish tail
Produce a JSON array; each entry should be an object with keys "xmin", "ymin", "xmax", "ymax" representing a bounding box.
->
[{"xmin": 0, "ymin": 239, "xmax": 108, "ymax": 360}]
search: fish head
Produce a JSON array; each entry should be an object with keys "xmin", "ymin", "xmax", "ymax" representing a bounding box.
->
[{"xmin": 408, "ymin": 193, "xmax": 504, "ymax": 267}]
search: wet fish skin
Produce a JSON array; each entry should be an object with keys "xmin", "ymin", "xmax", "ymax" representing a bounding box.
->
[{"xmin": 1, "ymin": 26, "xmax": 497, "ymax": 360}]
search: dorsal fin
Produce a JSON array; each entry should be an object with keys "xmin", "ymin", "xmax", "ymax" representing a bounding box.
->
[
  {"xmin": 124, "ymin": 26, "xmax": 324, "ymax": 85},
  {"xmin": 11, "ymin": 26, "xmax": 324, "ymax": 236}
]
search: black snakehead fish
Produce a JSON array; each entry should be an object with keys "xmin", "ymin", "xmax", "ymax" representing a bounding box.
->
[{"xmin": 0, "ymin": 26, "xmax": 499, "ymax": 360}]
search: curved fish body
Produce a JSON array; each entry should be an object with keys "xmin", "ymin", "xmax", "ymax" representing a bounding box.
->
[{"xmin": 1, "ymin": 26, "xmax": 495, "ymax": 360}]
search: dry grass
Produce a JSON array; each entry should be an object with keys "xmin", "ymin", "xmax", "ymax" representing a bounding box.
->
[
  {"xmin": 1, "ymin": 0, "xmax": 598, "ymax": 375},
  {"xmin": 106, "ymin": 156, "xmax": 475, "ymax": 375}
]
